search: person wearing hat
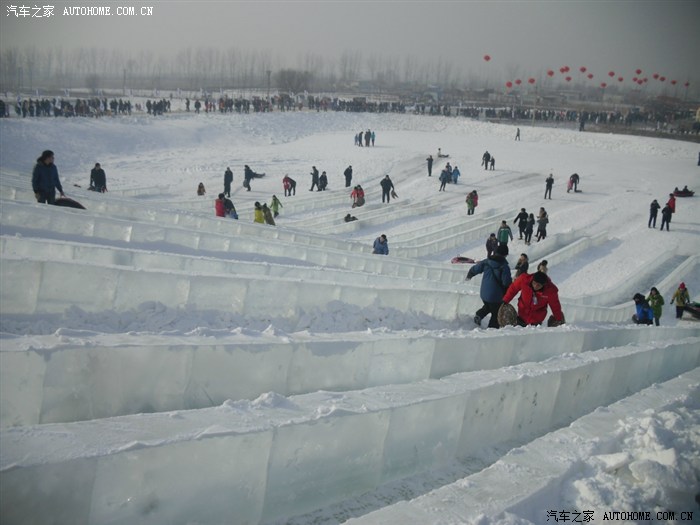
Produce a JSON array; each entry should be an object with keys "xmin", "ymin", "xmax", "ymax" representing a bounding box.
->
[
  {"xmin": 32, "ymin": 150, "xmax": 65, "ymax": 204},
  {"xmin": 253, "ymin": 202, "xmax": 264, "ymax": 223},
  {"xmin": 344, "ymin": 165, "xmax": 353, "ymax": 188},
  {"xmin": 501, "ymin": 270, "xmax": 564, "ymax": 327},
  {"xmin": 671, "ymin": 282, "xmax": 690, "ymax": 319},
  {"xmin": 632, "ymin": 293, "xmax": 654, "ymax": 325},
  {"xmin": 466, "ymin": 243, "xmax": 512, "ymax": 328}
]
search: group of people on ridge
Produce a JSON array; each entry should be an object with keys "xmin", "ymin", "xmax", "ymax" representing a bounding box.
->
[
  {"xmin": 632, "ymin": 282, "xmax": 690, "ymax": 325},
  {"xmin": 648, "ymin": 193, "xmax": 676, "ymax": 231}
]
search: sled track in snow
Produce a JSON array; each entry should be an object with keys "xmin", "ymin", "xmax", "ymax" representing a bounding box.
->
[{"xmin": 1, "ymin": 170, "xmax": 699, "ymax": 525}]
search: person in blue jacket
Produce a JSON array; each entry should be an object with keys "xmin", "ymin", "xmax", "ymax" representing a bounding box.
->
[
  {"xmin": 32, "ymin": 150, "xmax": 65, "ymax": 204},
  {"xmin": 373, "ymin": 234, "xmax": 389, "ymax": 255},
  {"xmin": 466, "ymin": 244, "xmax": 512, "ymax": 328},
  {"xmin": 632, "ymin": 293, "xmax": 654, "ymax": 325}
]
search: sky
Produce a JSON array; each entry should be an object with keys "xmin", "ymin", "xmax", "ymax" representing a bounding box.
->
[
  {"xmin": 1, "ymin": 100, "xmax": 700, "ymax": 523},
  {"xmin": 2, "ymin": 1, "xmax": 699, "ymax": 84}
]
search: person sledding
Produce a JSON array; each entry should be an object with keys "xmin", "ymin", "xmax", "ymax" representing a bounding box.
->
[
  {"xmin": 632, "ymin": 293, "xmax": 654, "ymax": 325},
  {"xmin": 499, "ymin": 271, "xmax": 565, "ymax": 327}
]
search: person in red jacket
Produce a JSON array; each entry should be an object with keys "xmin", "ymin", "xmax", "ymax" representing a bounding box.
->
[
  {"xmin": 501, "ymin": 271, "xmax": 565, "ymax": 326},
  {"xmin": 215, "ymin": 193, "xmax": 226, "ymax": 217},
  {"xmin": 666, "ymin": 193, "xmax": 676, "ymax": 214}
]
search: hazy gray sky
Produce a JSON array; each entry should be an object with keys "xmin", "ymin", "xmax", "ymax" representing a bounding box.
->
[{"xmin": 2, "ymin": 0, "xmax": 699, "ymax": 83}]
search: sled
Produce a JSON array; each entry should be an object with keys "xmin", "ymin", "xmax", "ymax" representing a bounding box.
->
[
  {"xmin": 252, "ymin": 172, "xmax": 266, "ymax": 179},
  {"xmin": 498, "ymin": 303, "xmax": 518, "ymax": 327},
  {"xmin": 685, "ymin": 302, "xmax": 700, "ymax": 320},
  {"xmin": 451, "ymin": 256, "xmax": 476, "ymax": 264},
  {"xmin": 54, "ymin": 197, "xmax": 86, "ymax": 210},
  {"xmin": 673, "ymin": 190, "xmax": 694, "ymax": 197},
  {"xmin": 391, "ymin": 190, "xmax": 398, "ymax": 199}
]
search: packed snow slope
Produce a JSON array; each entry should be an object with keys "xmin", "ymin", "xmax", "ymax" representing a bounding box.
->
[{"xmin": 1, "ymin": 110, "xmax": 699, "ymax": 525}]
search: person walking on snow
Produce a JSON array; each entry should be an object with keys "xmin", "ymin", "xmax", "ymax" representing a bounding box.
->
[
  {"xmin": 648, "ymin": 199, "xmax": 660, "ymax": 228},
  {"xmin": 380, "ymin": 175, "xmax": 394, "ymax": 203},
  {"xmin": 270, "ymin": 195, "xmax": 283, "ymax": 218},
  {"xmin": 309, "ymin": 166, "xmax": 320, "ymax": 191},
  {"xmin": 253, "ymin": 201, "xmax": 264, "ymax": 223},
  {"xmin": 666, "ymin": 193, "xmax": 676, "ymax": 214},
  {"xmin": 283, "ymin": 175, "xmax": 296, "ymax": 196},
  {"xmin": 515, "ymin": 127, "xmax": 521, "ymax": 141},
  {"xmin": 426, "ymin": 155, "xmax": 434, "ymax": 177},
  {"xmin": 344, "ymin": 165, "xmax": 353, "ymax": 187},
  {"xmin": 482, "ymin": 151, "xmax": 491, "ymax": 170},
  {"xmin": 671, "ymin": 282, "xmax": 690, "ymax": 319},
  {"xmin": 451, "ymin": 165, "xmax": 461, "ymax": 184},
  {"xmin": 513, "ymin": 208, "xmax": 528, "ymax": 239},
  {"xmin": 660, "ymin": 204, "xmax": 672, "ymax": 231},
  {"xmin": 544, "ymin": 174, "xmax": 554, "ymax": 199},
  {"xmin": 485, "ymin": 233, "xmax": 498, "ymax": 258},
  {"xmin": 524, "ymin": 213, "xmax": 535, "ymax": 245},
  {"xmin": 497, "ymin": 220, "xmax": 513, "ymax": 252},
  {"xmin": 646, "ymin": 287, "xmax": 664, "ymax": 326},
  {"xmin": 224, "ymin": 167, "xmax": 233, "ymax": 197},
  {"xmin": 467, "ymin": 244, "xmax": 512, "ymax": 329},
  {"xmin": 439, "ymin": 167, "xmax": 450, "ymax": 191}
]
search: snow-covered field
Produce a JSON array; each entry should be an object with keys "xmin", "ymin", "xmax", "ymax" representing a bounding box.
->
[{"xmin": 1, "ymin": 110, "xmax": 699, "ymax": 524}]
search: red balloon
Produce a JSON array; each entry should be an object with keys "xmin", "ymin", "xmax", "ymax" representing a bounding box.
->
[
  {"xmin": 515, "ymin": 79, "xmax": 522, "ymax": 85},
  {"xmin": 671, "ymin": 80, "xmax": 677, "ymax": 85},
  {"xmin": 635, "ymin": 69, "xmax": 642, "ymax": 75},
  {"xmin": 653, "ymin": 73, "xmax": 659, "ymax": 79},
  {"xmin": 484, "ymin": 54, "xmax": 491, "ymax": 62},
  {"xmin": 632, "ymin": 77, "xmax": 638, "ymax": 82},
  {"xmin": 579, "ymin": 66, "xmax": 587, "ymax": 73},
  {"xmin": 506, "ymin": 81, "xmax": 513, "ymax": 88},
  {"xmin": 618, "ymin": 77, "xmax": 623, "ymax": 82},
  {"xmin": 659, "ymin": 76, "xmax": 666, "ymax": 82},
  {"xmin": 565, "ymin": 76, "xmax": 572, "ymax": 82},
  {"xmin": 637, "ymin": 80, "xmax": 643, "ymax": 85},
  {"xmin": 685, "ymin": 81, "xmax": 690, "ymax": 87},
  {"xmin": 587, "ymin": 73, "xmax": 594, "ymax": 79},
  {"xmin": 608, "ymin": 71, "xmax": 615, "ymax": 77},
  {"xmin": 528, "ymin": 78, "xmax": 536, "ymax": 84},
  {"xmin": 547, "ymin": 70, "xmax": 554, "ymax": 77},
  {"xmin": 601, "ymin": 82, "xmax": 607, "ymax": 88}
]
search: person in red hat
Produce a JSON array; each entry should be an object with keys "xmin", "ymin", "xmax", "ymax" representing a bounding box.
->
[
  {"xmin": 671, "ymin": 282, "xmax": 690, "ymax": 319},
  {"xmin": 501, "ymin": 271, "xmax": 565, "ymax": 327}
]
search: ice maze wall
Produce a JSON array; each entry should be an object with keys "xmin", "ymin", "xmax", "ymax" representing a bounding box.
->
[
  {"xmin": 1, "ymin": 339, "xmax": 699, "ymax": 525},
  {"xmin": 3, "ymin": 327, "xmax": 699, "ymax": 427}
]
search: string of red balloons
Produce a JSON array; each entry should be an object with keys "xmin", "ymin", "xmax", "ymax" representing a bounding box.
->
[{"xmin": 482, "ymin": 54, "xmax": 690, "ymax": 91}]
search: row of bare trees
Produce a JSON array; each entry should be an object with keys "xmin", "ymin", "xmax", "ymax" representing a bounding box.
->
[{"xmin": 1, "ymin": 45, "xmax": 480, "ymax": 94}]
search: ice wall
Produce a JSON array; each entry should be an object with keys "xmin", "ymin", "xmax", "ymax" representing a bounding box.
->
[
  {"xmin": 2, "ymin": 339, "xmax": 698, "ymax": 525},
  {"xmin": 3, "ymin": 327, "xmax": 699, "ymax": 427}
]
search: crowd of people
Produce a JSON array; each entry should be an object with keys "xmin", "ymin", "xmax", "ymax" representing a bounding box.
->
[{"xmin": 28, "ymin": 124, "xmax": 693, "ymax": 330}]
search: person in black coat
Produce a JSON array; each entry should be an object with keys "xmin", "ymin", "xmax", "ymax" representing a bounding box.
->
[
  {"xmin": 544, "ymin": 174, "xmax": 554, "ymax": 199},
  {"xmin": 32, "ymin": 150, "xmax": 65, "ymax": 204},
  {"xmin": 380, "ymin": 175, "xmax": 394, "ymax": 203},
  {"xmin": 513, "ymin": 208, "xmax": 528, "ymax": 239},
  {"xmin": 310, "ymin": 166, "xmax": 320, "ymax": 191},
  {"xmin": 344, "ymin": 165, "xmax": 353, "ymax": 187},
  {"xmin": 224, "ymin": 167, "xmax": 233, "ymax": 197},
  {"xmin": 648, "ymin": 199, "xmax": 660, "ymax": 228},
  {"xmin": 426, "ymin": 155, "xmax": 433, "ymax": 176},
  {"xmin": 660, "ymin": 204, "xmax": 672, "ymax": 231},
  {"xmin": 90, "ymin": 163, "xmax": 107, "ymax": 192}
]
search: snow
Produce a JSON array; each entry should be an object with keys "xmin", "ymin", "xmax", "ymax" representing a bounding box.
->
[{"xmin": 1, "ymin": 108, "xmax": 699, "ymax": 525}]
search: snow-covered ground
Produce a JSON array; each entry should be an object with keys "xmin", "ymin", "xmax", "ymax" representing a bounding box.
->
[{"xmin": 1, "ymin": 110, "xmax": 699, "ymax": 525}]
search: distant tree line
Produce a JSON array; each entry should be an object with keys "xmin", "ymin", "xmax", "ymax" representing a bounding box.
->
[{"xmin": 0, "ymin": 45, "xmax": 484, "ymax": 95}]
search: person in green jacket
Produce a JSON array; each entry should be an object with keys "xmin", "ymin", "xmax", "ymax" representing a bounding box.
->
[
  {"xmin": 270, "ymin": 195, "xmax": 283, "ymax": 218},
  {"xmin": 646, "ymin": 287, "xmax": 664, "ymax": 326}
]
